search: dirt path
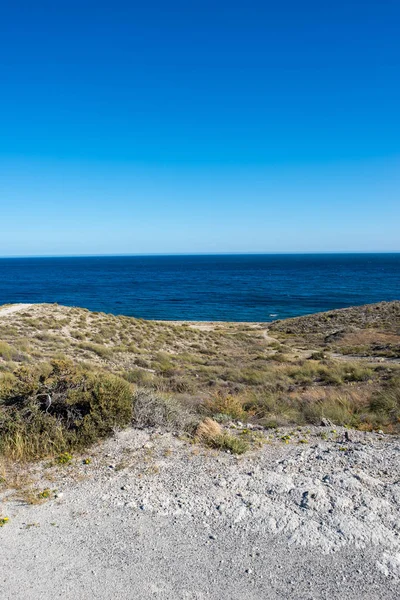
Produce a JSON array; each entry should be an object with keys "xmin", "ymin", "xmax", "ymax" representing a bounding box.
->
[
  {"xmin": 262, "ymin": 328, "xmax": 279, "ymax": 344},
  {"xmin": 1, "ymin": 426, "xmax": 399, "ymax": 599}
]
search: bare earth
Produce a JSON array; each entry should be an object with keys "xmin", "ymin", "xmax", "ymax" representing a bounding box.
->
[
  {"xmin": 0, "ymin": 303, "xmax": 33, "ymax": 317},
  {"xmin": 1, "ymin": 425, "xmax": 399, "ymax": 599}
]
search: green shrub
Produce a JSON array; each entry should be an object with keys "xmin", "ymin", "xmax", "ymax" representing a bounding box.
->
[
  {"xmin": 369, "ymin": 379, "xmax": 400, "ymax": 428},
  {"xmin": 0, "ymin": 360, "xmax": 133, "ymax": 460},
  {"xmin": 124, "ymin": 368, "xmax": 154, "ymax": 386},
  {"xmin": 301, "ymin": 396, "xmax": 358, "ymax": 427}
]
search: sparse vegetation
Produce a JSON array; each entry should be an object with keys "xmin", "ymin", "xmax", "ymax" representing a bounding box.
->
[{"xmin": 0, "ymin": 301, "xmax": 399, "ymax": 462}]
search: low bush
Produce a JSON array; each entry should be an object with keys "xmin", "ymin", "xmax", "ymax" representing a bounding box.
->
[
  {"xmin": 369, "ymin": 377, "xmax": 400, "ymax": 429},
  {"xmin": 207, "ymin": 433, "xmax": 249, "ymax": 455},
  {"xmin": 77, "ymin": 342, "xmax": 112, "ymax": 358},
  {"xmin": 0, "ymin": 341, "xmax": 21, "ymax": 362},
  {"xmin": 205, "ymin": 392, "xmax": 250, "ymax": 420},
  {"xmin": 124, "ymin": 368, "xmax": 155, "ymax": 386},
  {"xmin": 132, "ymin": 388, "xmax": 194, "ymax": 431},
  {"xmin": 0, "ymin": 360, "xmax": 133, "ymax": 460}
]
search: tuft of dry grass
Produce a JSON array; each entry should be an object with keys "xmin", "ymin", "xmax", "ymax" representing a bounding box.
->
[
  {"xmin": 195, "ymin": 418, "xmax": 222, "ymax": 441},
  {"xmin": 16, "ymin": 487, "xmax": 54, "ymax": 505},
  {"xmin": 195, "ymin": 418, "xmax": 249, "ymax": 454}
]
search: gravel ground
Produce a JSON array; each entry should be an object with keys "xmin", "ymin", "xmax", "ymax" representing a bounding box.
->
[{"xmin": 1, "ymin": 425, "xmax": 399, "ymax": 599}]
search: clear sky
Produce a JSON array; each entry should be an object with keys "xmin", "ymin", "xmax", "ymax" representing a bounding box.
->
[{"xmin": 1, "ymin": 0, "xmax": 399, "ymax": 256}]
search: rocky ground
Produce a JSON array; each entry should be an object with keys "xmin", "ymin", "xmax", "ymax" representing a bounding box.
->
[{"xmin": 1, "ymin": 424, "xmax": 399, "ymax": 599}]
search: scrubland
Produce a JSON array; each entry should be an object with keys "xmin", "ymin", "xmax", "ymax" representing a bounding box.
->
[{"xmin": 0, "ymin": 301, "xmax": 399, "ymax": 461}]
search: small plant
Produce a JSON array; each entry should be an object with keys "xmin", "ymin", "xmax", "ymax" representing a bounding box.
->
[
  {"xmin": 38, "ymin": 488, "xmax": 52, "ymax": 499},
  {"xmin": 18, "ymin": 487, "xmax": 55, "ymax": 505},
  {"xmin": 208, "ymin": 433, "xmax": 249, "ymax": 455},
  {"xmin": 205, "ymin": 392, "xmax": 249, "ymax": 421},
  {"xmin": 57, "ymin": 452, "xmax": 73, "ymax": 465},
  {"xmin": 0, "ymin": 517, "xmax": 9, "ymax": 526},
  {"xmin": 82, "ymin": 458, "xmax": 91, "ymax": 465}
]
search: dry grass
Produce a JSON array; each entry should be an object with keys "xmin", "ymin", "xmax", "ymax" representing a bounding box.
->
[
  {"xmin": 204, "ymin": 393, "xmax": 250, "ymax": 421},
  {"xmin": 195, "ymin": 418, "xmax": 248, "ymax": 454},
  {"xmin": 195, "ymin": 418, "xmax": 222, "ymax": 441},
  {"xmin": 132, "ymin": 389, "xmax": 195, "ymax": 431},
  {"xmin": 0, "ymin": 301, "xmax": 400, "ymax": 464},
  {"xmin": 15, "ymin": 487, "xmax": 54, "ymax": 505}
]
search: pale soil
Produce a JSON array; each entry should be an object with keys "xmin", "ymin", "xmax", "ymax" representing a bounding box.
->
[
  {"xmin": 0, "ymin": 303, "xmax": 33, "ymax": 316},
  {"xmin": 1, "ymin": 425, "xmax": 399, "ymax": 599}
]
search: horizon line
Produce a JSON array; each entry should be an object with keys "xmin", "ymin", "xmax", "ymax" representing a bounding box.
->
[{"xmin": 1, "ymin": 251, "xmax": 400, "ymax": 259}]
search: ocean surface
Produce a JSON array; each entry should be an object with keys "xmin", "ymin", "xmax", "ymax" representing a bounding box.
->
[{"xmin": 0, "ymin": 254, "xmax": 399, "ymax": 322}]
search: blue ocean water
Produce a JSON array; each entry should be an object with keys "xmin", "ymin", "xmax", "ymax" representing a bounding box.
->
[{"xmin": 0, "ymin": 254, "xmax": 399, "ymax": 322}]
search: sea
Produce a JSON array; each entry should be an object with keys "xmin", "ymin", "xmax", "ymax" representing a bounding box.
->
[{"xmin": 0, "ymin": 254, "xmax": 399, "ymax": 322}]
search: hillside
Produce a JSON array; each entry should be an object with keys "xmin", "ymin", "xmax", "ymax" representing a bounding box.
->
[
  {"xmin": 270, "ymin": 301, "xmax": 400, "ymax": 358},
  {"xmin": 0, "ymin": 301, "xmax": 400, "ymax": 462}
]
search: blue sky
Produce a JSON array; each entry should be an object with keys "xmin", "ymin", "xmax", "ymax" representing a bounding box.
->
[{"xmin": 0, "ymin": 0, "xmax": 399, "ymax": 255}]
